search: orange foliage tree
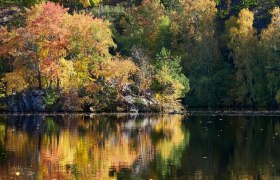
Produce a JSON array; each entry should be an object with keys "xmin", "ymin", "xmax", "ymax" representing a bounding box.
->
[
  {"xmin": 0, "ymin": 2, "xmax": 132, "ymax": 91},
  {"xmin": 0, "ymin": 2, "xmax": 69, "ymax": 94},
  {"xmin": 0, "ymin": 2, "xmax": 139, "ymax": 111}
]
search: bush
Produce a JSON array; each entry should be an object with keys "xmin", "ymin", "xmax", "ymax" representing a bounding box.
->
[{"xmin": 44, "ymin": 88, "xmax": 60, "ymax": 109}]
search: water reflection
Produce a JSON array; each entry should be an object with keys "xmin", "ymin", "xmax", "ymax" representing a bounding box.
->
[
  {"xmin": 0, "ymin": 115, "xmax": 280, "ymax": 179},
  {"xmin": 184, "ymin": 116, "xmax": 280, "ymax": 179},
  {"xmin": 0, "ymin": 114, "xmax": 189, "ymax": 179}
]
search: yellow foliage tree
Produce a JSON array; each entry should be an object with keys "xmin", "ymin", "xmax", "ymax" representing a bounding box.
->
[
  {"xmin": 79, "ymin": 0, "xmax": 102, "ymax": 7},
  {"xmin": 154, "ymin": 66, "xmax": 184, "ymax": 111},
  {"xmin": 261, "ymin": 7, "xmax": 280, "ymax": 103},
  {"xmin": 64, "ymin": 12, "xmax": 115, "ymax": 61},
  {"xmin": 228, "ymin": 9, "xmax": 257, "ymax": 105},
  {"xmin": 4, "ymin": 69, "xmax": 30, "ymax": 95},
  {"xmin": 102, "ymin": 56, "xmax": 138, "ymax": 93}
]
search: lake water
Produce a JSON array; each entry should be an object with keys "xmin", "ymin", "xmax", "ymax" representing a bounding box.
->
[{"xmin": 0, "ymin": 114, "xmax": 280, "ymax": 179}]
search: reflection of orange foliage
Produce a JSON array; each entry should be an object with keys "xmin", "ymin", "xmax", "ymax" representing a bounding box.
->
[
  {"xmin": 5, "ymin": 129, "xmax": 29, "ymax": 156},
  {"xmin": 41, "ymin": 147, "xmax": 59, "ymax": 166},
  {"xmin": 0, "ymin": 115, "xmax": 185, "ymax": 179},
  {"xmin": 38, "ymin": 128, "xmax": 142, "ymax": 179},
  {"xmin": 101, "ymin": 137, "xmax": 138, "ymax": 171},
  {"xmin": 0, "ymin": 128, "xmax": 40, "ymax": 179}
]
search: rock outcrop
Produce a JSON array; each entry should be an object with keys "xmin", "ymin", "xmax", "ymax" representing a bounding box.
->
[
  {"xmin": 8, "ymin": 90, "xmax": 45, "ymax": 113},
  {"xmin": 122, "ymin": 95, "xmax": 158, "ymax": 113}
]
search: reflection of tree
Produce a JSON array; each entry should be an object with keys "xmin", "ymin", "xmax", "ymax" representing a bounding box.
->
[
  {"xmin": 0, "ymin": 121, "xmax": 6, "ymax": 168},
  {"xmin": 3, "ymin": 115, "xmax": 280, "ymax": 179},
  {"xmin": 153, "ymin": 115, "xmax": 190, "ymax": 178},
  {"xmin": 0, "ymin": 114, "xmax": 188, "ymax": 179},
  {"xmin": 0, "ymin": 121, "xmax": 40, "ymax": 179},
  {"xmin": 182, "ymin": 116, "xmax": 280, "ymax": 179},
  {"xmin": 44, "ymin": 118, "xmax": 59, "ymax": 136},
  {"xmin": 227, "ymin": 116, "xmax": 280, "ymax": 179},
  {"xmin": 0, "ymin": 124, "xmax": 5, "ymax": 146}
]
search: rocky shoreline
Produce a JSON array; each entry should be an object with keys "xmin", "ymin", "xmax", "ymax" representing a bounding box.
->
[
  {"xmin": 6, "ymin": 90, "xmax": 185, "ymax": 114},
  {"xmin": 2, "ymin": 110, "xmax": 280, "ymax": 116},
  {"xmin": 5, "ymin": 90, "xmax": 280, "ymax": 115}
]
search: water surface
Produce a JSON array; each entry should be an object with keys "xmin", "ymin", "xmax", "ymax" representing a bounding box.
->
[{"xmin": 0, "ymin": 114, "xmax": 280, "ymax": 179}]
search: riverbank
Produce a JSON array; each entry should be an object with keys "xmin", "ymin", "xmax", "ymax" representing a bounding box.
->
[
  {"xmin": 2, "ymin": 110, "xmax": 280, "ymax": 116},
  {"xmin": 188, "ymin": 110, "xmax": 280, "ymax": 116}
]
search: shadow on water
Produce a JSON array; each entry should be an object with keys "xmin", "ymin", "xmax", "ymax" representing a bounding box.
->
[{"xmin": 0, "ymin": 114, "xmax": 280, "ymax": 179}]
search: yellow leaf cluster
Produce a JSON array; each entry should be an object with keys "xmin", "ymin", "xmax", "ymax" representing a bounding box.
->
[
  {"xmin": 180, "ymin": 0, "xmax": 217, "ymax": 39},
  {"xmin": 154, "ymin": 66, "xmax": 184, "ymax": 109},
  {"xmin": 59, "ymin": 58, "xmax": 78, "ymax": 92},
  {"xmin": 4, "ymin": 69, "xmax": 29, "ymax": 95},
  {"xmin": 261, "ymin": 7, "xmax": 280, "ymax": 44},
  {"xmin": 79, "ymin": 0, "xmax": 102, "ymax": 7},
  {"xmin": 64, "ymin": 13, "xmax": 115, "ymax": 60},
  {"xmin": 102, "ymin": 56, "xmax": 138, "ymax": 91}
]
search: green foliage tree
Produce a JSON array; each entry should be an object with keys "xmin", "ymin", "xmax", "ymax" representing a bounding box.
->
[
  {"xmin": 44, "ymin": 87, "xmax": 60, "ymax": 108},
  {"xmin": 160, "ymin": 0, "xmax": 181, "ymax": 11},
  {"xmin": 151, "ymin": 48, "xmax": 189, "ymax": 111},
  {"xmin": 172, "ymin": 0, "xmax": 231, "ymax": 107},
  {"xmin": 153, "ymin": 48, "xmax": 189, "ymax": 95},
  {"xmin": 119, "ymin": 0, "xmax": 176, "ymax": 55}
]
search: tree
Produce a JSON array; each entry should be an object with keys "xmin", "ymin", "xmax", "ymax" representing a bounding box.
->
[
  {"xmin": 175, "ymin": 0, "xmax": 230, "ymax": 107},
  {"xmin": 261, "ymin": 7, "xmax": 280, "ymax": 107},
  {"xmin": 63, "ymin": 11, "xmax": 116, "ymax": 94},
  {"xmin": 234, "ymin": 9, "xmax": 255, "ymax": 104},
  {"xmin": 160, "ymin": 0, "xmax": 181, "ymax": 11},
  {"xmin": 130, "ymin": 46, "xmax": 153, "ymax": 94},
  {"xmin": 1, "ymin": 2, "xmax": 116, "ymax": 95},
  {"xmin": 151, "ymin": 48, "xmax": 189, "ymax": 110},
  {"xmin": 102, "ymin": 56, "xmax": 138, "ymax": 94},
  {"xmin": 79, "ymin": 0, "xmax": 102, "ymax": 7},
  {"xmin": 0, "ymin": 2, "xmax": 69, "ymax": 93},
  {"xmin": 119, "ymin": 0, "xmax": 169, "ymax": 54},
  {"xmin": 64, "ymin": 12, "xmax": 115, "ymax": 62},
  {"xmin": 228, "ymin": 8, "xmax": 266, "ymax": 107}
]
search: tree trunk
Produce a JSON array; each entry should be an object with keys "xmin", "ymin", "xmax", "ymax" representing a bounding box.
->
[{"xmin": 36, "ymin": 52, "xmax": 42, "ymax": 90}]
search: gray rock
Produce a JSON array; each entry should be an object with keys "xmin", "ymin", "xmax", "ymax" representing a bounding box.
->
[
  {"xmin": 122, "ymin": 95, "xmax": 158, "ymax": 112},
  {"xmin": 8, "ymin": 90, "xmax": 45, "ymax": 113},
  {"xmin": 129, "ymin": 106, "xmax": 139, "ymax": 113},
  {"xmin": 122, "ymin": 84, "xmax": 132, "ymax": 95},
  {"xmin": 123, "ymin": 95, "xmax": 135, "ymax": 104},
  {"xmin": 138, "ymin": 97, "xmax": 149, "ymax": 106}
]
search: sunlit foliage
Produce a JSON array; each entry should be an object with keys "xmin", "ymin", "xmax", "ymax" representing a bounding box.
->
[
  {"xmin": 0, "ymin": 0, "xmax": 280, "ymax": 110},
  {"xmin": 152, "ymin": 48, "xmax": 189, "ymax": 110},
  {"xmin": 228, "ymin": 9, "xmax": 257, "ymax": 105},
  {"xmin": 260, "ymin": 7, "xmax": 280, "ymax": 105}
]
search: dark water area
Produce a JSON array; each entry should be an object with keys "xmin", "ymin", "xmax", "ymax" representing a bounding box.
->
[{"xmin": 0, "ymin": 114, "xmax": 280, "ymax": 179}]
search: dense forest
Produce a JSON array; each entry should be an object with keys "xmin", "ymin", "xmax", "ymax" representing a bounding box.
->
[{"xmin": 0, "ymin": 0, "xmax": 279, "ymax": 112}]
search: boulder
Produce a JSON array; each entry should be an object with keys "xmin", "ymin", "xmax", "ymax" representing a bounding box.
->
[
  {"xmin": 123, "ymin": 95, "xmax": 134, "ymax": 104},
  {"xmin": 123, "ymin": 95, "xmax": 158, "ymax": 112},
  {"xmin": 8, "ymin": 90, "xmax": 45, "ymax": 113}
]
